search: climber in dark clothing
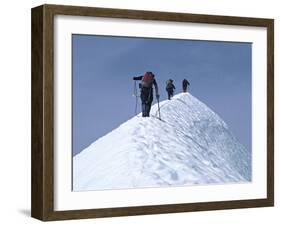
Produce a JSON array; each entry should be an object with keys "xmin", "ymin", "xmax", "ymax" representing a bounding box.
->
[
  {"xmin": 182, "ymin": 79, "xmax": 190, "ymax": 92},
  {"xmin": 166, "ymin": 79, "xmax": 176, "ymax": 100},
  {"xmin": 133, "ymin": 72, "xmax": 159, "ymax": 117}
]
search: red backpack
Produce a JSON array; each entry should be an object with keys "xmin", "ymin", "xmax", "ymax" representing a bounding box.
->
[{"xmin": 141, "ymin": 72, "xmax": 154, "ymax": 88}]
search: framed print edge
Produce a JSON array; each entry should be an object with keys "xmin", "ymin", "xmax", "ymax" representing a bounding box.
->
[
  {"xmin": 31, "ymin": 5, "xmax": 44, "ymax": 220},
  {"xmin": 31, "ymin": 4, "xmax": 274, "ymax": 221},
  {"xmin": 266, "ymin": 18, "xmax": 274, "ymax": 206},
  {"xmin": 31, "ymin": 5, "xmax": 55, "ymax": 221},
  {"xmin": 32, "ymin": 5, "xmax": 45, "ymax": 220}
]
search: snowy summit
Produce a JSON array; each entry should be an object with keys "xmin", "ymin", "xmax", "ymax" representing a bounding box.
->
[{"xmin": 73, "ymin": 93, "xmax": 251, "ymax": 191}]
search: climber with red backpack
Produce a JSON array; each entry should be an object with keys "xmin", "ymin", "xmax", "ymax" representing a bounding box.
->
[{"xmin": 133, "ymin": 72, "xmax": 160, "ymax": 117}]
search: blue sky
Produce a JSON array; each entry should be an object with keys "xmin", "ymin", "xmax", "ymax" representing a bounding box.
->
[{"xmin": 72, "ymin": 34, "xmax": 252, "ymax": 156}]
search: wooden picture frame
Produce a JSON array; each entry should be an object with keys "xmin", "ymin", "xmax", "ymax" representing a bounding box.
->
[{"xmin": 31, "ymin": 4, "xmax": 274, "ymax": 221}]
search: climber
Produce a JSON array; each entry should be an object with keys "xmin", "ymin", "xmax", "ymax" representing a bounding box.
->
[
  {"xmin": 133, "ymin": 72, "xmax": 160, "ymax": 117},
  {"xmin": 182, "ymin": 79, "xmax": 190, "ymax": 93},
  {"xmin": 166, "ymin": 79, "xmax": 176, "ymax": 100}
]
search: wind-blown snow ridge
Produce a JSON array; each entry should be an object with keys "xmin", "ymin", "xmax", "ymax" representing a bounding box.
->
[{"xmin": 73, "ymin": 93, "xmax": 251, "ymax": 191}]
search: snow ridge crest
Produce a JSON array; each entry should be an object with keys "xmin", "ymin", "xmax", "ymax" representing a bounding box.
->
[{"xmin": 73, "ymin": 93, "xmax": 251, "ymax": 191}]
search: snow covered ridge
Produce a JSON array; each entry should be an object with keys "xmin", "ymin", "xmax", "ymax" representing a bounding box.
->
[{"xmin": 73, "ymin": 93, "xmax": 251, "ymax": 191}]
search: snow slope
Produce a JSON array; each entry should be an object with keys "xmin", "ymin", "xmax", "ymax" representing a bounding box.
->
[{"xmin": 73, "ymin": 93, "xmax": 251, "ymax": 191}]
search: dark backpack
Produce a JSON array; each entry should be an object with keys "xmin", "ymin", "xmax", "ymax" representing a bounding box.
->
[
  {"xmin": 166, "ymin": 79, "xmax": 174, "ymax": 89},
  {"xmin": 141, "ymin": 72, "xmax": 154, "ymax": 88},
  {"xmin": 183, "ymin": 79, "xmax": 189, "ymax": 86}
]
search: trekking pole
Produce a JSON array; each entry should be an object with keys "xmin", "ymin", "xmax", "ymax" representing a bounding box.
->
[
  {"xmin": 157, "ymin": 96, "xmax": 161, "ymax": 120},
  {"xmin": 134, "ymin": 81, "xmax": 138, "ymax": 115}
]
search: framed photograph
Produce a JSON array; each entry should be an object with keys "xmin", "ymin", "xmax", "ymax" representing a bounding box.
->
[{"xmin": 31, "ymin": 4, "xmax": 274, "ymax": 221}]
